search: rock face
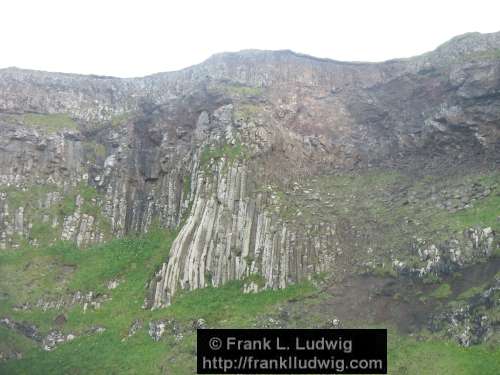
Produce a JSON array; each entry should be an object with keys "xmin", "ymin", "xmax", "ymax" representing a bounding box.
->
[
  {"xmin": 12, "ymin": 290, "xmax": 109, "ymax": 312},
  {"xmin": 148, "ymin": 319, "xmax": 180, "ymax": 342},
  {"xmin": 0, "ymin": 317, "xmax": 77, "ymax": 351},
  {"xmin": 1, "ymin": 32, "xmax": 499, "ymax": 307},
  {"xmin": 429, "ymin": 276, "xmax": 500, "ymax": 346},
  {"xmin": 392, "ymin": 226, "xmax": 496, "ymax": 277}
]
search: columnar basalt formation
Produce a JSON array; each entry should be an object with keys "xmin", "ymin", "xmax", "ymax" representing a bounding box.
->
[{"xmin": 0, "ymin": 32, "xmax": 499, "ymax": 307}]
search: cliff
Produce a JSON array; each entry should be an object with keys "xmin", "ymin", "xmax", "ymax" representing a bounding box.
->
[{"xmin": 0, "ymin": 32, "xmax": 499, "ymax": 310}]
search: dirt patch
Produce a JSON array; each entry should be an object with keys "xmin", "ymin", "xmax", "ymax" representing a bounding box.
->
[
  {"xmin": 284, "ymin": 257, "xmax": 500, "ymax": 333},
  {"xmin": 316, "ymin": 275, "xmax": 433, "ymax": 332}
]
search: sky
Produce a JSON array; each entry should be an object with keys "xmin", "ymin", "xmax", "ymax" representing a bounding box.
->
[{"xmin": 1, "ymin": 0, "xmax": 499, "ymax": 77}]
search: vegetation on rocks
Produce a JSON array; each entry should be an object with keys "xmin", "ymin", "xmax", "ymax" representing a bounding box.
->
[
  {"xmin": 0, "ymin": 230, "xmax": 315, "ymax": 374},
  {"xmin": 1, "ymin": 229, "xmax": 499, "ymax": 374},
  {"xmin": 7, "ymin": 113, "xmax": 78, "ymax": 133},
  {"xmin": 199, "ymin": 142, "xmax": 249, "ymax": 169},
  {"xmin": 1, "ymin": 31, "xmax": 500, "ymax": 374},
  {"xmin": 1, "ymin": 182, "xmax": 111, "ymax": 247},
  {"xmin": 222, "ymin": 84, "xmax": 263, "ymax": 98},
  {"xmin": 430, "ymin": 283, "xmax": 453, "ymax": 299}
]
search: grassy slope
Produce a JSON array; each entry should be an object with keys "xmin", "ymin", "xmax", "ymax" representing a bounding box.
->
[
  {"xmin": 389, "ymin": 335, "xmax": 500, "ymax": 375},
  {"xmin": 1, "ymin": 169, "xmax": 499, "ymax": 374},
  {"xmin": 1, "ymin": 182, "xmax": 112, "ymax": 248},
  {"xmin": 4, "ymin": 113, "xmax": 78, "ymax": 133},
  {"xmin": 0, "ymin": 229, "xmax": 499, "ymax": 374},
  {"xmin": 269, "ymin": 169, "xmax": 499, "ymax": 278},
  {"xmin": 0, "ymin": 230, "xmax": 315, "ymax": 374},
  {"xmin": 296, "ymin": 169, "xmax": 500, "ymax": 234}
]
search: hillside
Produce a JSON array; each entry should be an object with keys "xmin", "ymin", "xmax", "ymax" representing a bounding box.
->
[{"xmin": 0, "ymin": 31, "xmax": 499, "ymax": 374}]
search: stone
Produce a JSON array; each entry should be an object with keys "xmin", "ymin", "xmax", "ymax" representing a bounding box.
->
[
  {"xmin": 124, "ymin": 319, "xmax": 143, "ymax": 340},
  {"xmin": 86, "ymin": 326, "xmax": 106, "ymax": 335},
  {"xmin": 107, "ymin": 279, "xmax": 121, "ymax": 290},
  {"xmin": 148, "ymin": 320, "xmax": 167, "ymax": 342},
  {"xmin": 324, "ymin": 318, "xmax": 342, "ymax": 329},
  {"xmin": 0, "ymin": 317, "xmax": 41, "ymax": 342},
  {"xmin": 0, "ymin": 34, "xmax": 498, "ymax": 354},
  {"xmin": 191, "ymin": 319, "xmax": 207, "ymax": 330},
  {"xmin": 243, "ymin": 281, "xmax": 260, "ymax": 294},
  {"xmin": 42, "ymin": 330, "xmax": 76, "ymax": 351},
  {"xmin": 53, "ymin": 314, "xmax": 67, "ymax": 326}
]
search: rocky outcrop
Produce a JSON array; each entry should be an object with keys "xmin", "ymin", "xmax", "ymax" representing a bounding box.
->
[
  {"xmin": 148, "ymin": 319, "xmax": 181, "ymax": 342},
  {"xmin": 0, "ymin": 317, "xmax": 41, "ymax": 342},
  {"xmin": 0, "ymin": 317, "xmax": 78, "ymax": 351},
  {"xmin": 0, "ymin": 349, "xmax": 22, "ymax": 362},
  {"xmin": 429, "ymin": 277, "xmax": 500, "ymax": 347},
  {"xmin": 42, "ymin": 331, "xmax": 76, "ymax": 351},
  {"xmin": 1, "ymin": 31, "xmax": 499, "ymax": 308},
  {"xmin": 148, "ymin": 153, "xmax": 338, "ymax": 307},
  {"xmin": 13, "ymin": 290, "xmax": 110, "ymax": 312},
  {"xmin": 391, "ymin": 226, "xmax": 496, "ymax": 278},
  {"xmin": 124, "ymin": 319, "xmax": 143, "ymax": 340}
]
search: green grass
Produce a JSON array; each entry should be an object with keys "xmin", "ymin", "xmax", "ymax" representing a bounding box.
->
[
  {"xmin": 372, "ymin": 263, "xmax": 398, "ymax": 278},
  {"xmin": 0, "ymin": 326, "xmax": 37, "ymax": 360},
  {"xmin": 109, "ymin": 112, "xmax": 133, "ymax": 128},
  {"xmin": 430, "ymin": 283, "xmax": 452, "ymax": 299},
  {"xmin": 8, "ymin": 113, "xmax": 79, "ymax": 133},
  {"xmin": 233, "ymin": 103, "xmax": 262, "ymax": 122},
  {"xmin": 457, "ymin": 285, "xmax": 486, "ymax": 300},
  {"xmin": 199, "ymin": 142, "xmax": 249, "ymax": 170},
  {"xmin": 222, "ymin": 84, "xmax": 263, "ymax": 98},
  {"xmin": 83, "ymin": 142, "xmax": 107, "ymax": 163},
  {"xmin": 1, "ymin": 182, "xmax": 111, "ymax": 246},
  {"xmin": 0, "ymin": 229, "xmax": 317, "ymax": 374},
  {"xmin": 182, "ymin": 175, "xmax": 191, "ymax": 198},
  {"xmin": 256, "ymin": 169, "xmax": 498, "ymax": 281},
  {"xmin": 1, "ymin": 184, "xmax": 64, "ymax": 246},
  {"xmin": 389, "ymin": 333, "xmax": 500, "ymax": 375},
  {"xmin": 1, "ymin": 184, "xmax": 59, "ymax": 210},
  {"xmin": 464, "ymin": 48, "xmax": 500, "ymax": 63},
  {"xmin": 1, "ymin": 170, "xmax": 499, "ymax": 373},
  {"xmin": 1, "ymin": 227, "xmax": 499, "ymax": 374},
  {"xmin": 55, "ymin": 183, "xmax": 101, "ymax": 218},
  {"xmin": 167, "ymin": 281, "xmax": 315, "ymax": 326},
  {"xmin": 0, "ymin": 230, "xmax": 177, "ymax": 374},
  {"xmin": 425, "ymin": 172, "xmax": 500, "ymax": 233},
  {"xmin": 451, "ymin": 193, "xmax": 500, "ymax": 231},
  {"xmin": 30, "ymin": 222, "xmax": 58, "ymax": 244},
  {"xmin": 4, "ymin": 326, "xmax": 498, "ymax": 375}
]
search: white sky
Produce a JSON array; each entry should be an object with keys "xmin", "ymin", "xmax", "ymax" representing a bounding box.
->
[{"xmin": 1, "ymin": 0, "xmax": 499, "ymax": 77}]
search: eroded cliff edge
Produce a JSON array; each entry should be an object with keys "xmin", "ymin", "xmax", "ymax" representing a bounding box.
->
[{"xmin": 0, "ymin": 32, "xmax": 499, "ymax": 308}]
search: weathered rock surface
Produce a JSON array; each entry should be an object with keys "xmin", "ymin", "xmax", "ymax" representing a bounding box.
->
[
  {"xmin": 392, "ymin": 226, "xmax": 496, "ymax": 277},
  {"xmin": 429, "ymin": 276, "xmax": 500, "ymax": 346},
  {"xmin": 148, "ymin": 319, "xmax": 180, "ymax": 342},
  {"xmin": 124, "ymin": 319, "xmax": 143, "ymax": 340},
  {"xmin": 0, "ymin": 317, "xmax": 78, "ymax": 351},
  {"xmin": 42, "ymin": 330, "xmax": 76, "ymax": 351},
  {"xmin": 13, "ymin": 290, "xmax": 110, "ymax": 312},
  {"xmin": 0, "ymin": 317, "xmax": 41, "ymax": 342},
  {"xmin": 1, "ymin": 31, "xmax": 499, "ymax": 308}
]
